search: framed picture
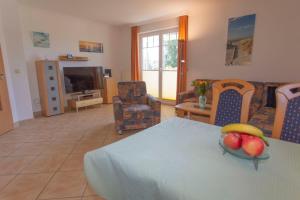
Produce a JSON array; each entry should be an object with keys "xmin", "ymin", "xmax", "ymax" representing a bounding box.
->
[
  {"xmin": 79, "ymin": 41, "xmax": 103, "ymax": 53},
  {"xmin": 225, "ymin": 14, "xmax": 256, "ymax": 66},
  {"xmin": 32, "ymin": 32, "xmax": 50, "ymax": 48}
]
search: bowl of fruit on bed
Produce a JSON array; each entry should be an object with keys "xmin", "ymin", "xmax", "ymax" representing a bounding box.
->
[{"xmin": 219, "ymin": 123, "xmax": 270, "ymax": 170}]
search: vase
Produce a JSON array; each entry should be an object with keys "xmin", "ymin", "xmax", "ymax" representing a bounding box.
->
[{"xmin": 198, "ymin": 95, "xmax": 207, "ymax": 109}]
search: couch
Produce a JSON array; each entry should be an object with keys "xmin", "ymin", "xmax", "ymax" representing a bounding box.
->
[
  {"xmin": 178, "ymin": 79, "xmax": 286, "ymax": 136},
  {"xmin": 113, "ymin": 81, "xmax": 161, "ymax": 134}
]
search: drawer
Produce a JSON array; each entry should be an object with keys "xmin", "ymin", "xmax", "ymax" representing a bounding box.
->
[{"xmin": 76, "ymin": 98, "xmax": 103, "ymax": 107}]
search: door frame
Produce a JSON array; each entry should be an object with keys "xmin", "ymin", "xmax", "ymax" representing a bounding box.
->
[
  {"xmin": 139, "ymin": 27, "xmax": 178, "ymax": 100},
  {"xmin": 0, "ymin": 45, "xmax": 14, "ymax": 135}
]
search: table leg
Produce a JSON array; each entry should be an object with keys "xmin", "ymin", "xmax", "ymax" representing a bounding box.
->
[
  {"xmin": 187, "ymin": 112, "xmax": 191, "ymax": 119},
  {"xmin": 176, "ymin": 109, "xmax": 185, "ymax": 118}
]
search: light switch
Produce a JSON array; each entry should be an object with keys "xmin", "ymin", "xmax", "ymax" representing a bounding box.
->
[{"xmin": 14, "ymin": 69, "xmax": 21, "ymax": 74}]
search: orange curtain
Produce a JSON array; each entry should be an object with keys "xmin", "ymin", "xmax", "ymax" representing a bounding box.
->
[
  {"xmin": 176, "ymin": 15, "xmax": 188, "ymax": 103},
  {"xmin": 131, "ymin": 26, "xmax": 140, "ymax": 81}
]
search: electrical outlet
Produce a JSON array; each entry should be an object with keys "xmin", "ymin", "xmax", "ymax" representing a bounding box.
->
[{"xmin": 34, "ymin": 98, "xmax": 41, "ymax": 107}]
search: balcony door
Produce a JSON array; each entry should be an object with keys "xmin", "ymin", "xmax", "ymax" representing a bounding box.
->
[{"xmin": 140, "ymin": 28, "xmax": 178, "ymax": 100}]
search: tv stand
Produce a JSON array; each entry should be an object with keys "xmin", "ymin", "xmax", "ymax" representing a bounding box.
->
[{"xmin": 68, "ymin": 91, "xmax": 103, "ymax": 112}]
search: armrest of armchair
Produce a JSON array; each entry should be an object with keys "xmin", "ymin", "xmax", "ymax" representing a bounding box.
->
[
  {"xmin": 147, "ymin": 94, "xmax": 161, "ymax": 111},
  {"xmin": 113, "ymin": 96, "xmax": 124, "ymax": 121},
  {"xmin": 177, "ymin": 90, "xmax": 196, "ymax": 104},
  {"xmin": 147, "ymin": 94, "xmax": 161, "ymax": 124}
]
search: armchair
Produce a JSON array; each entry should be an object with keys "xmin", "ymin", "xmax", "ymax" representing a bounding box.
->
[{"xmin": 113, "ymin": 81, "xmax": 161, "ymax": 134}]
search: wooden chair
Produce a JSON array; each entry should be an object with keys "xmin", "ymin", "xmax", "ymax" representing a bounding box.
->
[
  {"xmin": 210, "ymin": 79, "xmax": 255, "ymax": 126},
  {"xmin": 272, "ymin": 83, "xmax": 300, "ymax": 143}
]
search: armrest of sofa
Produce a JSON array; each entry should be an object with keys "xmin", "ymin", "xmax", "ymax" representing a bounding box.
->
[
  {"xmin": 177, "ymin": 90, "xmax": 196, "ymax": 104},
  {"xmin": 113, "ymin": 96, "xmax": 124, "ymax": 121}
]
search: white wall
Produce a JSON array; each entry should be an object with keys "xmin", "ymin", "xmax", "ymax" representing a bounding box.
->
[
  {"xmin": 19, "ymin": 5, "xmax": 121, "ymax": 112},
  {"xmin": 0, "ymin": 0, "xmax": 34, "ymax": 122},
  {"xmin": 187, "ymin": 0, "xmax": 300, "ymax": 87},
  {"xmin": 119, "ymin": 0, "xmax": 300, "ymax": 88}
]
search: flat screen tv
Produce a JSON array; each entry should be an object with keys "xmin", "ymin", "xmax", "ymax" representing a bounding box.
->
[{"xmin": 63, "ymin": 67, "xmax": 104, "ymax": 94}]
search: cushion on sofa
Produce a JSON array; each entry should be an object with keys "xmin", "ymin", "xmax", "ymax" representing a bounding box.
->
[
  {"xmin": 263, "ymin": 82, "xmax": 286, "ymax": 108},
  {"xmin": 248, "ymin": 107, "xmax": 276, "ymax": 137},
  {"xmin": 249, "ymin": 81, "xmax": 265, "ymax": 117}
]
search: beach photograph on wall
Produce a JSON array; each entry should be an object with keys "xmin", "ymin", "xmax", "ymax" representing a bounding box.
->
[
  {"xmin": 225, "ymin": 14, "xmax": 256, "ymax": 66},
  {"xmin": 32, "ymin": 32, "xmax": 50, "ymax": 48},
  {"xmin": 79, "ymin": 41, "xmax": 103, "ymax": 53}
]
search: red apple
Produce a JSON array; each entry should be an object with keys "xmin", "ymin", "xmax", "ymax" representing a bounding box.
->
[
  {"xmin": 242, "ymin": 136, "xmax": 265, "ymax": 157},
  {"xmin": 223, "ymin": 133, "xmax": 242, "ymax": 150}
]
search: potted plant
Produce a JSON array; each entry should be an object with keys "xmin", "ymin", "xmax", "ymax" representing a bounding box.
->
[{"xmin": 192, "ymin": 80, "xmax": 209, "ymax": 109}]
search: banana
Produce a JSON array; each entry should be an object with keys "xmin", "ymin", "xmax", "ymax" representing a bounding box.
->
[{"xmin": 221, "ymin": 124, "xmax": 269, "ymax": 146}]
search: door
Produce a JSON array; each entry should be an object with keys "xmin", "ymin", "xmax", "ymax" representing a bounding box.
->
[
  {"xmin": 140, "ymin": 29, "xmax": 178, "ymax": 100},
  {"xmin": 0, "ymin": 47, "xmax": 13, "ymax": 135}
]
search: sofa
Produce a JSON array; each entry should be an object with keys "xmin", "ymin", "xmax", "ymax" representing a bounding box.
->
[
  {"xmin": 113, "ymin": 81, "xmax": 161, "ymax": 134},
  {"xmin": 178, "ymin": 79, "xmax": 286, "ymax": 136}
]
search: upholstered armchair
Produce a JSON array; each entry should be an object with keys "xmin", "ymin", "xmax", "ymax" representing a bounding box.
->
[{"xmin": 113, "ymin": 81, "xmax": 161, "ymax": 134}]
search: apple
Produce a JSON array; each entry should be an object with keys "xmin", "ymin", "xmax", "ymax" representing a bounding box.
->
[
  {"xmin": 242, "ymin": 136, "xmax": 265, "ymax": 157},
  {"xmin": 223, "ymin": 133, "xmax": 242, "ymax": 150}
]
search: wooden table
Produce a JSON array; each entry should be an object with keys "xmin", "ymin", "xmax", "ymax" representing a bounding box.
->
[{"xmin": 175, "ymin": 102, "xmax": 211, "ymax": 123}]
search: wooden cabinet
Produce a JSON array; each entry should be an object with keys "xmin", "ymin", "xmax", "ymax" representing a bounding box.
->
[
  {"xmin": 68, "ymin": 91, "xmax": 103, "ymax": 112},
  {"xmin": 102, "ymin": 78, "xmax": 117, "ymax": 104},
  {"xmin": 36, "ymin": 60, "xmax": 64, "ymax": 117}
]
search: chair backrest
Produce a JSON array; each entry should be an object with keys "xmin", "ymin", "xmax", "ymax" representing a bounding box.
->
[
  {"xmin": 210, "ymin": 79, "xmax": 255, "ymax": 126},
  {"xmin": 118, "ymin": 81, "xmax": 147, "ymax": 104},
  {"xmin": 272, "ymin": 83, "xmax": 300, "ymax": 143}
]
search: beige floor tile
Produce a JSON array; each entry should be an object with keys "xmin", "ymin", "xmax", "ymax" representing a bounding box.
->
[
  {"xmin": 10, "ymin": 142, "xmax": 50, "ymax": 156},
  {"xmin": 21, "ymin": 154, "xmax": 68, "ymax": 174},
  {"xmin": 39, "ymin": 171, "xmax": 86, "ymax": 199},
  {"xmin": 72, "ymin": 141, "xmax": 104, "ymax": 154},
  {"xmin": 0, "ymin": 143, "xmax": 21, "ymax": 157},
  {"xmin": 0, "ymin": 173, "xmax": 52, "ymax": 200},
  {"xmin": 59, "ymin": 154, "xmax": 84, "ymax": 171},
  {"xmin": 23, "ymin": 133, "xmax": 54, "ymax": 143},
  {"xmin": 0, "ymin": 156, "xmax": 36, "ymax": 175},
  {"xmin": 83, "ymin": 184, "xmax": 97, "ymax": 196},
  {"xmin": 42, "ymin": 143, "xmax": 76, "ymax": 155},
  {"xmin": 0, "ymin": 175, "xmax": 15, "ymax": 191},
  {"xmin": 0, "ymin": 134, "xmax": 28, "ymax": 143},
  {"xmin": 52, "ymin": 132, "xmax": 84, "ymax": 141},
  {"xmin": 82, "ymin": 196, "xmax": 105, "ymax": 200}
]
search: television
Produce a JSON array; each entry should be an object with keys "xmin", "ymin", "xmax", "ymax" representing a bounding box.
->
[{"xmin": 63, "ymin": 67, "xmax": 104, "ymax": 94}]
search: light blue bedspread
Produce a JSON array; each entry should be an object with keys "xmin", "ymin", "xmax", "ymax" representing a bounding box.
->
[{"xmin": 84, "ymin": 117, "xmax": 300, "ymax": 200}]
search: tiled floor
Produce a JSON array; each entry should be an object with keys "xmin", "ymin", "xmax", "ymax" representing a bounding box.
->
[{"xmin": 0, "ymin": 104, "xmax": 175, "ymax": 200}]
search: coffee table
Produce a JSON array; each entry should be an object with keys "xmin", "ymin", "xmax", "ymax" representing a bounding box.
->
[{"xmin": 175, "ymin": 102, "xmax": 211, "ymax": 122}]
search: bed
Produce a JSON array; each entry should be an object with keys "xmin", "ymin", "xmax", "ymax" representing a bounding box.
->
[{"xmin": 84, "ymin": 117, "xmax": 300, "ymax": 200}]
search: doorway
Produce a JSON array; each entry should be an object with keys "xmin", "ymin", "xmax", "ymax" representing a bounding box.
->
[
  {"xmin": 0, "ymin": 46, "xmax": 14, "ymax": 135},
  {"xmin": 140, "ymin": 28, "xmax": 178, "ymax": 101}
]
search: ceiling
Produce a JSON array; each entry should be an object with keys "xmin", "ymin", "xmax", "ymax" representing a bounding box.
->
[{"xmin": 18, "ymin": 0, "xmax": 200, "ymax": 26}]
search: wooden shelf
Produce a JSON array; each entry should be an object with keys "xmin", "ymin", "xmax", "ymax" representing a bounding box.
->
[{"xmin": 59, "ymin": 56, "xmax": 88, "ymax": 61}]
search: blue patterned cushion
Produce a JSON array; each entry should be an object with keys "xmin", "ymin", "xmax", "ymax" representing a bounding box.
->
[
  {"xmin": 280, "ymin": 96, "xmax": 300, "ymax": 143},
  {"xmin": 215, "ymin": 89, "xmax": 243, "ymax": 127}
]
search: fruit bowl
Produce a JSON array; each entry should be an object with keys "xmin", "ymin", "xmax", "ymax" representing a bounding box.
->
[{"xmin": 220, "ymin": 124, "xmax": 270, "ymax": 170}]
